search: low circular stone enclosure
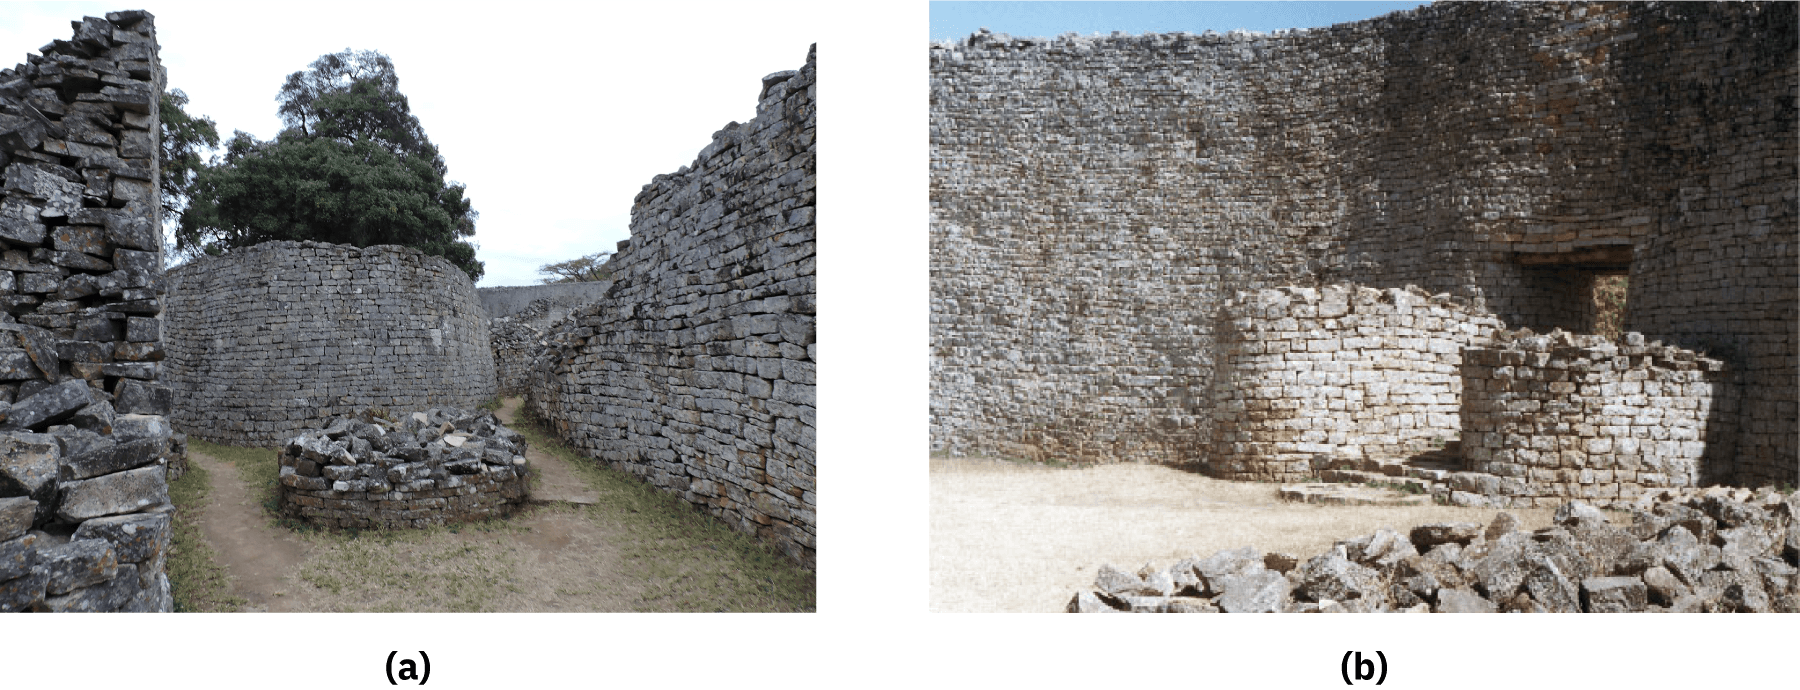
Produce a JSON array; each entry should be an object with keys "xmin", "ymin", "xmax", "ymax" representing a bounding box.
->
[
  {"xmin": 276, "ymin": 407, "xmax": 530, "ymax": 529},
  {"xmin": 163, "ymin": 241, "xmax": 497, "ymax": 446}
]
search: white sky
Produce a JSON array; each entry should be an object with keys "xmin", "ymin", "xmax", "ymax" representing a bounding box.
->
[{"xmin": 0, "ymin": 1, "xmax": 822, "ymax": 286}]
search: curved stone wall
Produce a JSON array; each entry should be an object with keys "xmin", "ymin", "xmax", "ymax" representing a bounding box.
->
[
  {"xmin": 164, "ymin": 241, "xmax": 496, "ymax": 446},
  {"xmin": 1456, "ymin": 331, "xmax": 1734, "ymax": 509},
  {"xmin": 930, "ymin": 2, "xmax": 1796, "ymax": 484},
  {"xmin": 529, "ymin": 46, "xmax": 815, "ymax": 567},
  {"xmin": 1209, "ymin": 285, "xmax": 1502, "ymax": 481}
]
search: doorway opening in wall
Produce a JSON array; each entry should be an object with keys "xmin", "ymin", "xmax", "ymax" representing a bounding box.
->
[{"xmin": 1515, "ymin": 244, "xmax": 1631, "ymax": 337}]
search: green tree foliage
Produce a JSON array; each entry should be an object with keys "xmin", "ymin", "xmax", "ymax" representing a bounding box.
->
[
  {"xmin": 537, "ymin": 250, "xmax": 614, "ymax": 284},
  {"xmin": 158, "ymin": 89, "xmax": 220, "ymax": 232},
  {"xmin": 179, "ymin": 49, "xmax": 482, "ymax": 280}
]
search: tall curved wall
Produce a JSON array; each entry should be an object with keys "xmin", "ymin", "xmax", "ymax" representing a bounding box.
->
[
  {"xmin": 929, "ymin": 2, "xmax": 1797, "ymax": 484},
  {"xmin": 529, "ymin": 47, "xmax": 816, "ymax": 567},
  {"xmin": 164, "ymin": 241, "xmax": 496, "ymax": 446}
]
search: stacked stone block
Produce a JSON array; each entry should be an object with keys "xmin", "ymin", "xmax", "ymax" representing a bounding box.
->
[
  {"xmin": 1454, "ymin": 329, "xmax": 1734, "ymax": 509},
  {"xmin": 164, "ymin": 241, "xmax": 497, "ymax": 446},
  {"xmin": 528, "ymin": 46, "xmax": 815, "ymax": 568},
  {"xmin": 489, "ymin": 297, "xmax": 576, "ymax": 396},
  {"xmin": 0, "ymin": 11, "xmax": 176, "ymax": 612},
  {"xmin": 1209, "ymin": 285, "xmax": 1502, "ymax": 481},
  {"xmin": 276, "ymin": 407, "xmax": 529, "ymax": 529},
  {"xmin": 929, "ymin": 2, "xmax": 1796, "ymax": 487}
]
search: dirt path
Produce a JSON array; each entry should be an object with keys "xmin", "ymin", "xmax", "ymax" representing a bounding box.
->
[
  {"xmin": 495, "ymin": 398, "xmax": 596, "ymax": 505},
  {"xmin": 930, "ymin": 456, "xmax": 1558, "ymax": 613},
  {"xmin": 189, "ymin": 451, "xmax": 316, "ymax": 612},
  {"xmin": 186, "ymin": 399, "xmax": 645, "ymax": 612}
]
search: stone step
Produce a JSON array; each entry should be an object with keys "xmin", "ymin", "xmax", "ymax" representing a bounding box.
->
[{"xmin": 1279, "ymin": 483, "xmax": 1435, "ymax": 507}]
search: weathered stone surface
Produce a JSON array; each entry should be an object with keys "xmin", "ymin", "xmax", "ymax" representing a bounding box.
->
[
  {"xmin": 1296, "ymin": 547, "xmax": 1383, "ymax": 605},
  {"xmin": 112, "ymin": 379, "xmax": 170, "ymax": 415},
  {"xmin": 55, "ymin": 464, "xmax": 168, "ymax": 521},
  {"xmin": 0, "ymin": 566, "xmax": 48, "ymax": 611},
  {"xmin": 0, "ymin": 431, "xmax": 60, "ymax": 522},
  {"xmin": 38, "ymin": 538, "xmax": 116, "ymax": 595},
  {"xmin": 1435, "ymin": 587, "xmax": 1497, "ymax": 613},
  {"xmin": 0, "ymin": 533, "xmax": 37, "ymax": 580},
  {"xmin": 1217, "ymin": 569, "xmax": 1289, "ymax": 613},
  {"xmin": 45, "ymin": 562, "xmax": 137, "ymax": 612},
  {"xmin": 70, "ymin": 509, "xmax": 169, "ymax": 563},
  {"xmin": 0, "ymin": 496, "xmax": 33, "ymax": 540},
  {"xmin": 2, "ymin": 379, "xmax": 92, "ymax": 430},
  {"xmin": 58, "ymin": 436, "xmax": 161, "ymax": 480},
  {"xmin": 1582, "ymin": 576, "xmax": 1648, "ymax": 613},
  {"xmin": 1064, "ymin": 590, "xmax": 1118, "ymax": 613}
]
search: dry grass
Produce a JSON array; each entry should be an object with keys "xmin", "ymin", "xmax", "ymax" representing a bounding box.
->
[{"xmin": 930, "ymin": 456, "xmax": 1558, "ymax": 612}]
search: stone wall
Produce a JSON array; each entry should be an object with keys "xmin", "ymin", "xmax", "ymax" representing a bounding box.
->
[
  {"xmin": 0, "ymin": 11, "xmax": 176, "ymax": 612},
  {"xmin": 1208, "ymin": 285, "xmax": 1502, "ymax": 481},
  {"xmin": 477, "ymin": 281, "xmax": 612, "ymax": 321},
  {"xmin": 528, "ymin": 46, "xmax": 815, "ymax": 567},
  {"xmin": 929, "ymin": 2, "xmax": 1797, "ymax": 485},
  {"xmin": 1454, "ymin": 330, "xmax": 1735, "ymax": 509},
  {"xmin": 164, "ymin": 241, "xmax": 497, "ymax": 446}
]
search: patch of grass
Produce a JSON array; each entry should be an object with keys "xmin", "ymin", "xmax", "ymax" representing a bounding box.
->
[
  {"xmin": 297, "ymin": 533, "xmax": 521, "ymax": 612},
  {"xmin": 511, "ymin": 410, "xmax": 816, "ymax": 612},
  {"xmin": 187, "ymin": 438, "xmax": 284, "ymax": 524},
  {"xmin": 477, "ymin": 397, "xmax": 503, "ymax": 412},
  {"xmin": 165, "ymin": 459, "xmax": 247, "ymax": 612}
]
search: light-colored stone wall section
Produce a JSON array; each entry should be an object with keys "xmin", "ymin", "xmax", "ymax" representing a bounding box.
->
[
  {"xmin": 528, "ymin": 46, "xmax": 815, "ymax": 568},
  {"xmin": 930, "ymin": 2, "xmax": 1796, "ymax": 486},
  {"xmin": 1209, "ymin": 285, "xmax": 1503, "ymax": 481},
  {"xmin": 164, "ymin": 241, "xmax": 497, "ymax": 446},
  {"xmin": 1455, "ymin": 330, "xmax": 1734, "ymax": 509}
]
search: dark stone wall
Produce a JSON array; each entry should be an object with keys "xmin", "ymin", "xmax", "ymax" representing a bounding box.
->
[
  {"xmin": 529, "ymin": 47, "xmax": 816, "ymax": 567},
  {"xmin": 164, "ymin": 241, "xmax": 497, "ymax": 446}
]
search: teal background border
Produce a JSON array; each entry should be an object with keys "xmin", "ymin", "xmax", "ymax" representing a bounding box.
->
[{"xmin": 0, "ymin": 2, "xmax": 1792, "ymax": 688}]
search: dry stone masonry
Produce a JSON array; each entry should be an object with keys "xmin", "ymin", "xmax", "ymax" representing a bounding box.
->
[
  {"xmin": 1068, "ymin": 489, "xmax": 1800, "ymax": 613},
  {"xmin": 1210, "ymin": 285, "xmax": 1502, "ymax": 482},
  {"xmin": 164, "ymin": 241, "xmax": 497, "ymax": 446},
  {"xmin": 930, "ymin": 2, "xmax": 1797, "ymax": 490},
  {"xmin": 276, "ymin": 407, "xmax": 530, "ymax": 529},
  {"xmin": 0, "ymin": 10, "xmax": 177, "ymax": 612},
  {"xmin": 528, "ymin": 46, "xmax": 816, "ymax": 567},
  {"xmin": 1452, "ymin": 329, "xmax": 1735, "ymax": 509},
  {"xmin": 488, "ymin": 297, "xmax": 569, "ymax": 396}
]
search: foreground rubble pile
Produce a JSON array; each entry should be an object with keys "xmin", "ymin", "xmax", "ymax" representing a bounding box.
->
[
  {"xmin": 277, "ymin": 407, "xmax": 531, "ymax": 529},
  {"xmin": 1069, "ymin": 489, "xmax": 1800, "ymax": 613}
]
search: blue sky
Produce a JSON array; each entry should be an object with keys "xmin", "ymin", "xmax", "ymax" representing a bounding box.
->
[{"xmin": 930, "ymin": 1, "xmax": 1430, "ymax": 41}]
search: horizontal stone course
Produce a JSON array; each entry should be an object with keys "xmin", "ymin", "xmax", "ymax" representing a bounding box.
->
[
  {"xmin": 163, "ymin": 241, "xmax": 498, "ymax": 446},
  {"xmin": 527, "ymin": 47, "xmax": 815, "ymax": 568}
]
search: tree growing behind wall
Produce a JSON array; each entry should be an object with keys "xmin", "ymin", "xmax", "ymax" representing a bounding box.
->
[
  {"xmin": 177, "ymin": 49, "xmax": 483, "ymax": 280},
  {"xmin": 537, "ymin": 250, "xmax": 614, "ymax": 283},
  {"xmin": 159, "ymin": 89, "xmax": 220, "ymax": 246}
]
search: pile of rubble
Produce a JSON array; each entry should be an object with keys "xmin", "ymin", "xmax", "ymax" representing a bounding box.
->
[
  {"xmin": 1068, "ymin": 488, "xmax": 1800, "ymax": 613},
  {"xmin": 277, "ymin": 407, "xmax": 531, "ymax": 529},
  {"xmin": 488, "ymin": 298, "xmax": 553, "ymax": 395}
]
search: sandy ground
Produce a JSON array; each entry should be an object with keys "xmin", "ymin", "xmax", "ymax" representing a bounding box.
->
[
  {"xmin": 186, "ymin": 400, "xmax": 641, "ymax": 612},
  {"xmin": 930, "ymin": 456, "xmax": 1558, "ymax": 613}
]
